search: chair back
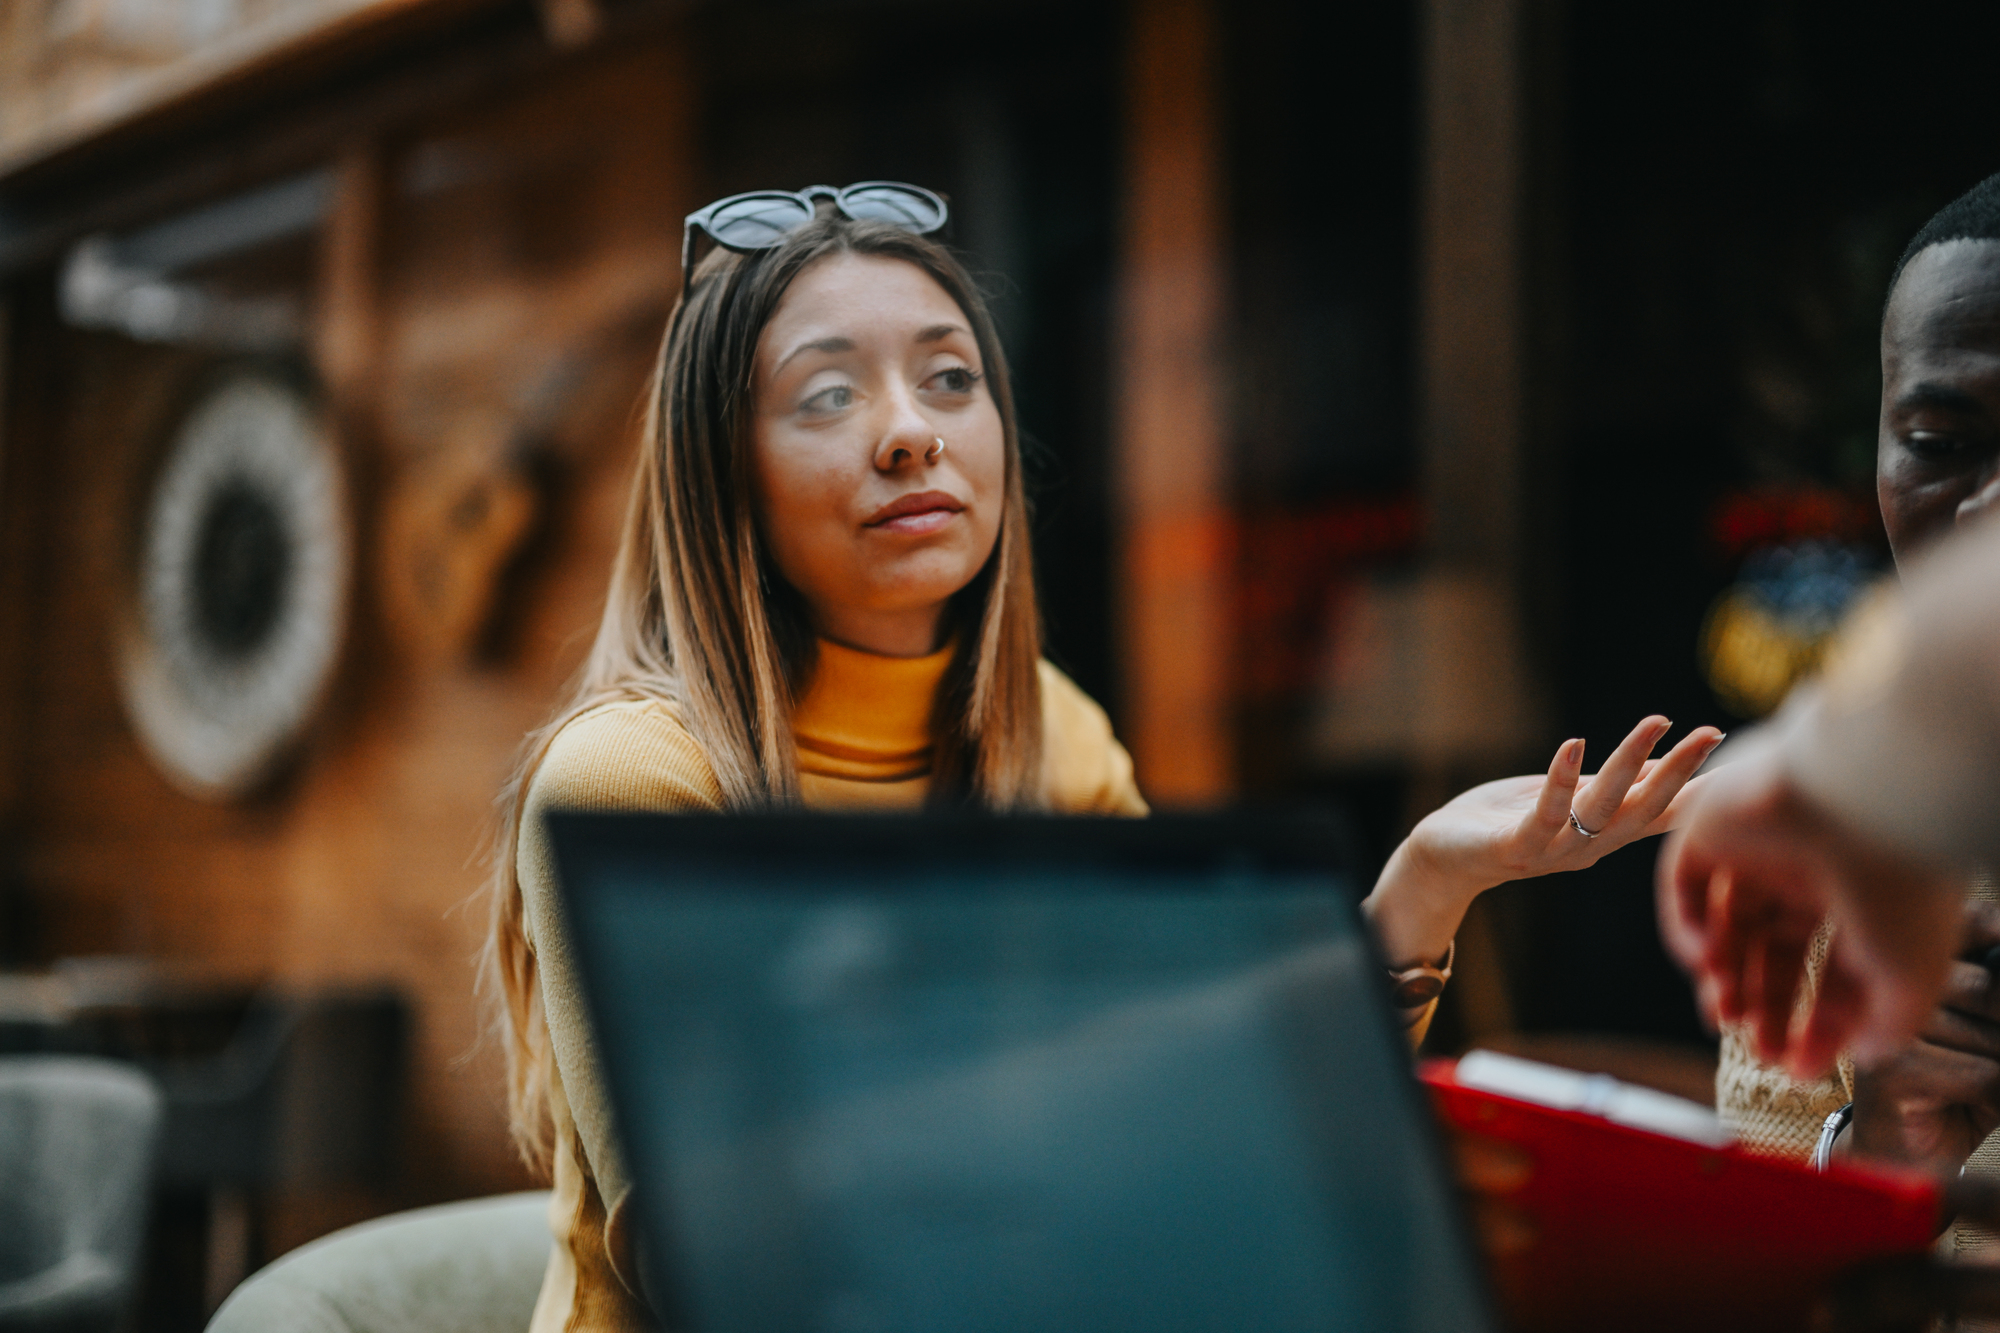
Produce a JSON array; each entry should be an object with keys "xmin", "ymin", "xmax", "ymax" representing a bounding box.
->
[
  {"xmin": 0, "ymin": 1056, "xmax": 163, "ymax": 1332},
  {"xmin": 205, "ymin": 1191, "xmax": 551, "ymax": 1333}
]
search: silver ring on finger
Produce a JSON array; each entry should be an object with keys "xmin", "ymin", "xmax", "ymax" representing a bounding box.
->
[{"xmin": 1568, "ymin": 809, "xmax": 1602, "ymax": 840}]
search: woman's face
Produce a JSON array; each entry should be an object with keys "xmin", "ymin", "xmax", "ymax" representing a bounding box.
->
[{"xmin": 751, "ymin": 252, "xmax": 1005, "ymax": 657}]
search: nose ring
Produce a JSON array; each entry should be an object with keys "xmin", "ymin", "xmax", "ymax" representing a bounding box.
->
[{"xmin": 926, "ymin": 436, "xmax": 946, "ymax": 463}]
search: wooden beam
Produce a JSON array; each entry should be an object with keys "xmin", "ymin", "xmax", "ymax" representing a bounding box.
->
[
  {"xmin": 0, "ymin": 0, "xmax": 686, "ymax": 280},
  {"xmin": 1409, "ymin": 0, "xmax": 1554, "ymax": 1048},
  {"xmin": 0, "ymin": 295, "xmax": 15, "ymax": 835},
  {"xmin": 0, "ymin": 0, "xmax": 503, "ymax": 185},
  {"xmin": 1112, "ymin": 0, "xmax": 1233, "ymax": 806},
  {"xmin": 314, "ymin": 141, "xmax": 386, "ymax": 418},
  {"xmin": 1421, "ymin": 0, "xmax": 1526, "ymax": 577}
]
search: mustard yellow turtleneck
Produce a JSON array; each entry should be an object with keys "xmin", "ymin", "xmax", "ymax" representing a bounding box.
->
[
  {"xmin": 514, "ymin": 641, "xmax": 1146, "ymax": 1333},
  {"xmin": 791, "ymin": 635, "xmax": 952, "ymax": 801}
]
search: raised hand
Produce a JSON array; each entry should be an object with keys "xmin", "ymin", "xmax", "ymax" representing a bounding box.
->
[
  {"xmin": 1367, "ymin": 716, "xmax": 1726, "ymax": 969},
  {"xmin": 1655, "ymin": 737, "xmax": 1962, "ymax": 1080}
]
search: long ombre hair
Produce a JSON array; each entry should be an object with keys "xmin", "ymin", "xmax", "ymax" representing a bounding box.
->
[{"xmin": 482, "ymin": 215, "xmax": 1044, "ymax": 1170}]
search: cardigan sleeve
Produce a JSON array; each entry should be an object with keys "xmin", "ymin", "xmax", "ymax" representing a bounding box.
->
[
  {"xmin": 517, "ymin": 700, "xmax": 726, "ymax": 1221},
  {"xmin": 1038, "ymin": 660, "xmax": 1150, "ymax": 816}
]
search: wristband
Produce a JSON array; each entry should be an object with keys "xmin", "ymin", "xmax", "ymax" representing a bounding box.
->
[
  {"xmin": 1811, "ymin": 1102, "xmax": 1854, "ymax": 1172},
  {"xmin": 1387, "ymin": 940, "xmax": 1455, "ymax": 1029}
]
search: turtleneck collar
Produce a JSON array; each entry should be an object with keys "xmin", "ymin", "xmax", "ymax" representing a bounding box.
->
[{"xmin": 791, "ymin": 636, "xmax": 955, "ymax": 783}]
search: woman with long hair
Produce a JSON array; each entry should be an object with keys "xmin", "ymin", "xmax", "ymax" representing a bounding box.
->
[
  {"xmin": 485, "ymin": 186, "xmax": 1147, "ymax": 1332},
  {"xmin": 484, "ymin": 182, "xmax": 1719, "ymax": 1332}
]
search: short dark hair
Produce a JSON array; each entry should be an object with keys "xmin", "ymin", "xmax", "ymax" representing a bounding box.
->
[{"xmin": 1892, "ymin": 170, "xmax": 2000, "ymax": 289}]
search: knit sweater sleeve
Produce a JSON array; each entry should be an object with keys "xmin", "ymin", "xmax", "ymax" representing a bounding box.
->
[
  {"xmin": 1037, "ymin": 660, "xmax": 1150, "ymax": 816},
  {"xmin": 517, "ymin": 700, "xmax": 726, "ymax": 1214}
]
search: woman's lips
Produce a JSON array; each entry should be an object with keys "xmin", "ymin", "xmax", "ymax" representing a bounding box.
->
[{"xmin": 866, "ymin": 490, "xmax": 965, "ymax": 535}]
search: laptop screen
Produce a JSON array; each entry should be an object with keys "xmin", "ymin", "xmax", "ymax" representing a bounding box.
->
[{"xmin": 553, "ymin": 812, "xmax": 1493, "ymax": 1333}]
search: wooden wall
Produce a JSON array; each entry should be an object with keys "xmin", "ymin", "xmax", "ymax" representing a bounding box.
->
[
  {"xmin": 0, "ymin": 0, "xmax": 423, "ymax": 175},
  {"xmin": 2, "ymin": 28, "xmax": 697, "ymax": 1235}
]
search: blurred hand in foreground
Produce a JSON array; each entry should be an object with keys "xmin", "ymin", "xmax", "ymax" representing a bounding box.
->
[
  {"xmin": 1655, "ymin": 736, "xmax": 1963, "ymax": 1081},
  {"xmin": 1366, "ymin": 716, "xmax": 1725, "ymax": 968}
]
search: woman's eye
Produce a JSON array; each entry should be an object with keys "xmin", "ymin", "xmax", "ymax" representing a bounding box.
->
[
  {"xmin": 928, "ymin": 366, "xmax": 981, "ymax": 395},
  {"xmin": 801, "ymin": 384, "xmax": 853, "ymax": 414}
]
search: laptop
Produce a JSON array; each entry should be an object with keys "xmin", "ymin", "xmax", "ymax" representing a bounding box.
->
[{"xmin": 550, "ymin": 810, "xmax": 1495, "ymax": 1333}]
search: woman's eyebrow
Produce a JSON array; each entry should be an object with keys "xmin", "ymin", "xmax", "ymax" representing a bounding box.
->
[
  {"xmin": 1896, "ymin": 381, "xmax": 1987, "ymax": 415},
  {"xmin": 775, "ymin": 335, "xmax": 855, "ymax": 373},
  {"xmin": 915, "ymin": 323, "xmax": 967, "ymax": 344}
]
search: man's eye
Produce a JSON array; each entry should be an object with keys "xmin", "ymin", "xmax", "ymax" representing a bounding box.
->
[
  {"xmin": 1906, "ymin": 430, "xmax": 1968, "ymax": 459},
  {"xmin": 802, "ymin": 385, "xmax": 853, "ymax": 413}
]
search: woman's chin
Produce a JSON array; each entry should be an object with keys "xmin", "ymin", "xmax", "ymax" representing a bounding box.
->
[
  {"xmin": 859, "ymin": 543, "xmax": 990, "ymax": 597},
  {"xmin": 851, "ymin": 570, "xmax": 983, "ymax": 617}
]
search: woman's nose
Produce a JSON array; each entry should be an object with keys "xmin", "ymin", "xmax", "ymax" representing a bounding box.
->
[{"xmin": 871, "ymin": 392, "xmax": 936, "ymax": 473}]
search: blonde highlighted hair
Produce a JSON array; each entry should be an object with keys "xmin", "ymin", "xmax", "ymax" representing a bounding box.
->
[{"xmin": 481, "ymin": 215, "xmax": 1044, "ymax": 1171}]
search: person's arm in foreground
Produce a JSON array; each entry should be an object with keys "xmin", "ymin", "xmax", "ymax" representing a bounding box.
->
[{"xmin": 1658, "ymin": 519, "xmax": 2000, "ymax": 1081}]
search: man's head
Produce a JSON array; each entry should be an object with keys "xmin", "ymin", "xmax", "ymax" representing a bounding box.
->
[{"xmin": 1879, "ymin": 173, "xmax": 2000, "ymax": 564}]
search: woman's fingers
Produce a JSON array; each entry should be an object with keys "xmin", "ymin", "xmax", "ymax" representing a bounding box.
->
[
  {"xmin": 1572, "ymin": 716, "xmax": 1672, "ymax": 833},
  {"xmin": 1626, "ymin": 726, "xmax": 1727, "ymax": 832},
  {"xmin": 1527, "ymin": 738, "xmax": 1586, "ymax": 837}
]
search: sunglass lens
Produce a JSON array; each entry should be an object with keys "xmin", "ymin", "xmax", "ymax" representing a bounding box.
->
[
  {"xmin": 705, "ymin": 194, "xmax": 815, "ymax": 249},
  {"xmin": 839, "ymin": 184, "xmax": 946, "ymax": 232}
]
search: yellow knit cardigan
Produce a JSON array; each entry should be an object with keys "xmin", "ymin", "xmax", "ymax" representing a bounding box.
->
[{"xmin": 514, "ymin": 640, "xmax": 1148, "ymax": 1333}]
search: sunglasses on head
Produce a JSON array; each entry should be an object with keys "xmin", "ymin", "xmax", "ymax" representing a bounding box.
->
[{"xmin": 680, "ymin": 181, "xmax": 950, "ymax": 278}]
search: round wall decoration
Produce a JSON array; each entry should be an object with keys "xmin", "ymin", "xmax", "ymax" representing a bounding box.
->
[{"xmin": 118, "ymin": 370, "xmax": 350, "ymax": 799}]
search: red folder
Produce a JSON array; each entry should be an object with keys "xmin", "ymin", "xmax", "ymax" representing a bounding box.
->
[{"xmin": 1422, "ymin": 1056, "xmax": 1941, "ymax": 1333}]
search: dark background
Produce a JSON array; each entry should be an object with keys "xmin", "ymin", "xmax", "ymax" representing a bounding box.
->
[{"xmin": 695, "ymin": 0, "xmax": 2000, "ymax": 1047}]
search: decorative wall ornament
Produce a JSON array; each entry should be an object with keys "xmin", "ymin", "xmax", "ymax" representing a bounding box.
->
[
  {"xmin": 118, "ymin": 370, "xmax": 350, "ymax": 799},
  {"xmin": 377, "ymin": 432, "xmax": 539, "ymax": 667}
]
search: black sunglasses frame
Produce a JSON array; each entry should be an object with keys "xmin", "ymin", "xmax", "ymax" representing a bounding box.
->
[{"xmin": 679, "ymin": 181, "xmax": 950, "ymax": 278}]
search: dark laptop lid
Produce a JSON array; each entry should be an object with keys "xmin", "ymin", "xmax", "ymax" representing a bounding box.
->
[{"xmin": 551, "ymin": 811, "xmax": 1494, "ymax": 1333}]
